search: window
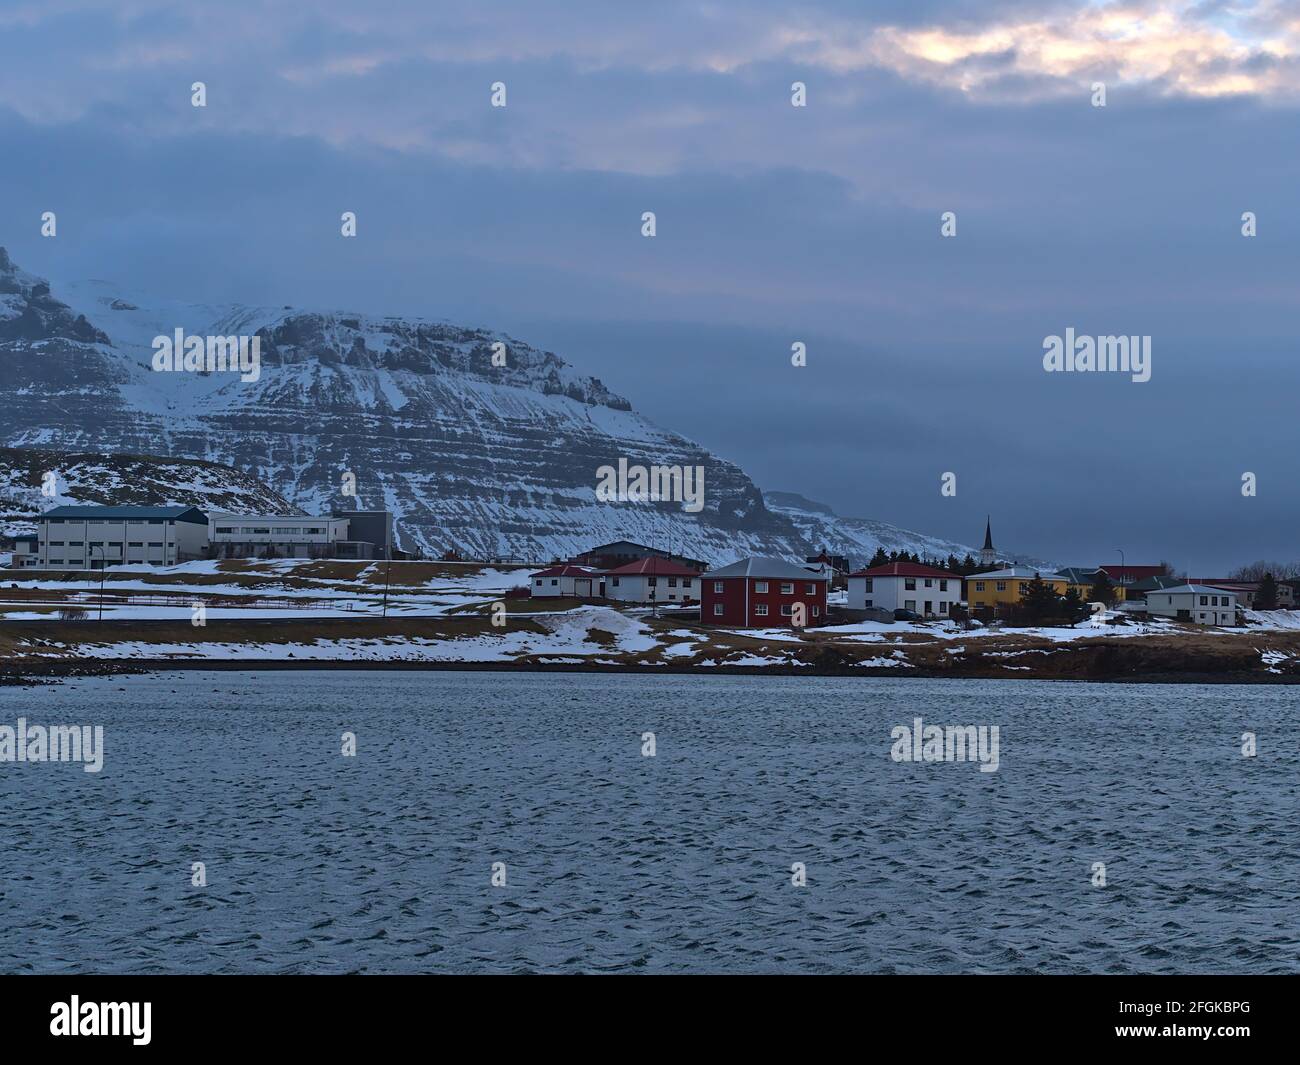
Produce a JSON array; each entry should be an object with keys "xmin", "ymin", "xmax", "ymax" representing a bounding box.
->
[
  {"xmin": 682, "ymin": 579, "xmax": 692, "ymax": 589},
  {"xmin": 780, "ymin": 582, "xmax": 793, "ymax": 594},
  {"xmin": 148, "ymin": 542, "xmax": 163, "ymax": 548},
  {"xmin": 924, "ymin": 579, "xmax": 932, "ymax": 588},
  {"xmin": 755, "ymin": 603, "xmax": 769, "ymax": 616},
  {"xmin": 805, "ymin": 583, "xmax": 816, "ymax": 594},
  {"xmin": 713, "ymin": 603, "xmax": 723, "ymax": 616},
  {"xmin": 996, "ymin": 581, "xmax": 1007, "ymax": 592},
  {"xmin": 755, "ymin": 581, "xmax": 768, "ymax": 593},
  {"xmin": 534, "ymin": 579, "xmax": 542, "ymax": 586},
  {"xmin": 905, "ymin": 600, "xmax": 916, "ymax": 610},
  {"xmin": 648, "ymin": 576, "xmax": 658, "ymax": 587},
  {"xmin": 128, "ymin": 541, "xmax": 143, "ymax": 548},
  {"xmin": 863, "ymin": 578, "xmax": 873, "ymax": 591},
  {"xmin": 550, "ymin": 579, "xmax": 558, "ymax": 586},
  {"xmin": 939, "ymin": 580, "xmax": 948, "ymax": 592},
  {"xmin": 1199, "ymin": 596, "xmax": 1208, "ymax": 606},
  {"xmin": 812, "ymin": 605, "xmax": 820, "ymax": 616},
  {"xmin": 1019, "ymin": 583, "xmax": 1027, "ymax": 595},
  {"xmin": 49, "ymin": 541, "xmax": 65, "ymax": 547},
  {"xmin": 975, "ymin": 581, "xmax": 985, "ymax": 592},
  {"xmin": 905, "ymin": 578, "xmax": 916, "ymax": 590},
  {"xmin": 864, "ymin": 599, "xmax": 873, "ymax": 607},
  {"xmin": 216, "ymin": 527, "xmax": 234, "ymax": 534},
  {"xmin": 939, "ymin": 602, "xmax": 949, "ymax": 614},
  {"xmin": 611, "ymin": 577, "xmax": 620, "ymax": 587},
  {"xmin": 668, "ymin": 578, "xmax": 677, "ymax": 588},
  {"xmin": 713, "ymin": 581, "xmax": 723, "ymax": 593},
  {"xmin": 780, "ymin": 604, "xmax": 793, "ymax": 616}
]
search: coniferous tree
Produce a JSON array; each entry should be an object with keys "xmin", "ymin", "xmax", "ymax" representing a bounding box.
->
[
  {"xmin": 961, "ymin": 553, "xmax": 977, "ymax": 575},
  {"xmin": 869, "ymin": 547, "xmax": 889, "ymax": 569},
  {"xmin": 946, "ymin": 553, "xmax": 961, "ymax": 574},
  {"xmin": 1257, "ymin": 572, "xmax": 1278, "ymax": 610},
  {"xmin": 1089, "ymin": 569, "xmax": 1116, "ymax": 605},
  {"xmin": 1020, "ymin": 576, "xmax": 1061, "ymax": 624},
  {"xmin": 1061, "ymin": 586, "xmax": 1089, "ymax": 627}
]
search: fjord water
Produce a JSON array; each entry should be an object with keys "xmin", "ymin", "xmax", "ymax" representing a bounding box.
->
[{"xmin": 1, "ymin": 671, "xmax": 1296, "ymax": 974}]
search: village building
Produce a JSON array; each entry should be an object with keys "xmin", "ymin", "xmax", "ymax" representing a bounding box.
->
[
  {"xmin": 846, "ymin": 561, "xmax": 962, "ymax": 617},
  {"xmin": 978, "ymin": 517, "xmax": 999, "ymax": 568},
  {"xmin": 604, "ymin": 557, "xmax": 699, "ymax": 604},
  {"xmin": 1144, "ymin": 585, "xmax": 1239, "ymax": 625},
  {"xmin": 1056, "ymin": 566, "xmax": 1103, "ymax": 601},
  {"xmin": 805, "ymin": 548, "xmax": 850, "ymax": 589},
  {"xmin": 700, "ymin": 557, "xmax": 828, "ymax": 627},
  {"xmin": 966, "ymin": 566, "xmax": 1070, "ymax": 612},
  {"xmin": 530, "ymin": 564, "xmax": 604, "ymax": 599},
  {"xmin": 571, "ymin": 540, "xmax": 709, "ymax": 572},
  {"xmin": 208, "ymin": 513, "xmax": 360, "ymax": 559},
  {"xmin": 10, "ymin": 533, "xmax": 38, "ymax": 567},
  {"xmin": 34, "ymin": 505, "xmax": 210, "ymax": 569}
]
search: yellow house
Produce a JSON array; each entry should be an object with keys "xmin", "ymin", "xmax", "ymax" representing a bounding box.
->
[{"xmin": 965, "ymin": 567, "xmax": 1070, "ymax": 611}]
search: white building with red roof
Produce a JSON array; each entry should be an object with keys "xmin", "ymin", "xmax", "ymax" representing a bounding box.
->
[
  {"xmin": 604, "ymin": 556, "xmax": 700, "ymax": 604},
  {"xmin": 530, "ymin": 563, "xmax": 604, "ymax": 599},
  {"xmin": 847, "ymin": 561, "xmax": 962, "ymax": 617}
]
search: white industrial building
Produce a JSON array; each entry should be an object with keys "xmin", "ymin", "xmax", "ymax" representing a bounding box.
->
[
  {"xmin": 209, "ymin": 513, "xmax": 353, "ymax": 559},
  {"xmin": 34, "ymin": 506, "xmax": 210, "ymax": 569},
  {"xmin": 1144, "ymin": 585, "xmax": 1238, "ymax": 626}
]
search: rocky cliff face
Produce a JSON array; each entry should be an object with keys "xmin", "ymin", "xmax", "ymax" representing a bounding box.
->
[{"xmin": 0, "ymin": 248, "xmax": 988, "ymax": 565}]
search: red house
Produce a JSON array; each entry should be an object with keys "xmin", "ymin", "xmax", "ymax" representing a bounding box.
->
[{"xmin": 700, "ymin": 557, "xmax": 829, "ymax": 627}]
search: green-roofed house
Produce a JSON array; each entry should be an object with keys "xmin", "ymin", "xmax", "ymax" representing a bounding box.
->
[{"xmin": 35, "ymin": 505, "xmax": 210, "ymax": 569}]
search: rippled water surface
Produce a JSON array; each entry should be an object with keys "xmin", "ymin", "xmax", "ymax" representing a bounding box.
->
[{"xmin": 1, "ymin": 670, "xmax": 1298, "ymax": 973}]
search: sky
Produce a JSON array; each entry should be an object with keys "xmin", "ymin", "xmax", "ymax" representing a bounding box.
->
[{"xmin": 2, "ymin": 0, "xmax": 1300, "ymax": 571}]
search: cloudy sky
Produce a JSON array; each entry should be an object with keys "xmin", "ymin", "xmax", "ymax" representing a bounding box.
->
[{"xmin": 3, "ymin": 0, "xmax": 1299, "ymax": 570}]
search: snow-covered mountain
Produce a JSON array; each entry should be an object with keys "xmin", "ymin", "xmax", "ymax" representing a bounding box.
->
[
  {"xmin": 0, "ymin": 446, "xmax": 293, "ymax": 538},
  {"xmin": 0, "ymin": 247, "xmax": 1003, "ymax": 566}
]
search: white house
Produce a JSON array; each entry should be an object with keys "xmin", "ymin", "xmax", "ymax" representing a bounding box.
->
[
  {"xmin": 604, "ymin": 556, "xmax": 699, "ymax": 604},
  {"xmin": 1144, "ymin": 585, "xmax": 1238, "ymax": 626},
  {"xmin": 846, "ymin": 561, "xmax": 963, "ymax": 617},
  {"xmin": 530, "ymin": 563, "xmax": 604, "ymax": 599}
]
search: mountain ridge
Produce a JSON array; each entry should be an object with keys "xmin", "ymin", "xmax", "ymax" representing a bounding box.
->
[{"xmin": 0, "ymin": 247, "xmax": 1026, "ymax": 567}]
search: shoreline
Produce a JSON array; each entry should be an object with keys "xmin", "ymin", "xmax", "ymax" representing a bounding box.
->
[{"xmin": 3, "ymin": 657, "xmax": 1298, "ymax": 684}]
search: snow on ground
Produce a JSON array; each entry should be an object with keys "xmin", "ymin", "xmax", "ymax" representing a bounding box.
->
[{"xmin": 1245, "ymin": 610, "xmax": 1300, "ymax": 631}]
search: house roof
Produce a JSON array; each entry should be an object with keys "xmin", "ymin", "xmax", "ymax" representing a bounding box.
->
[
  {"xmin": 702, "ymin": 557, "xmax": 828, "ymax": 581},
  {"xmin": 531, "ymin": 564, "xmax": 600, "ymax": 578},
  {"xmin": 1098, "ymin": 565, "xmax": 1167, "ymax": 582},
  {"xmin": 1152, "ymin": 584, "xmax": 1240, "ymax": 597},
  {"xmin": 1128, "ymin": 575, "xmax": 1186, "ymax": 592},
  {"xmin": 42, "ymin": 505, "xmax": 208, "ymax": 523},
  {"xmin": 604, "ymin": 557, "xmax": 699, "ymax": 577},
  {"xmin": 210, "ymin": 513, "xmax": 326, "ymax": 522},
  {"xmin": 970, "ymin": 566, "xmax": 1070, "ymax": 581},
  {"xmin": 1057, "ymin": 566, "xmax": 1102, "ymax": 584},
  {"xmin": 848, "ymin": 561, "xmax": 954, "ymax": 579},
  {"xmin": 982, "ymin": 516, "xmax": 994, "ymax": 551}
]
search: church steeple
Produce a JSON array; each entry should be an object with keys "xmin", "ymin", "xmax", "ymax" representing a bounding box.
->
[{"xmin": 979, "ymin": 516, "xmax": 996, "ymax": 567}]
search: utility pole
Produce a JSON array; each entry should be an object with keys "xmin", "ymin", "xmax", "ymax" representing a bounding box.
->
[
  {"xmin": 382, "ymin": 556, "xmax": 392, "ymax": 617},
  {"xmin": 93, "ymin": 546, "xmax": 106, "ymax": 622}
]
